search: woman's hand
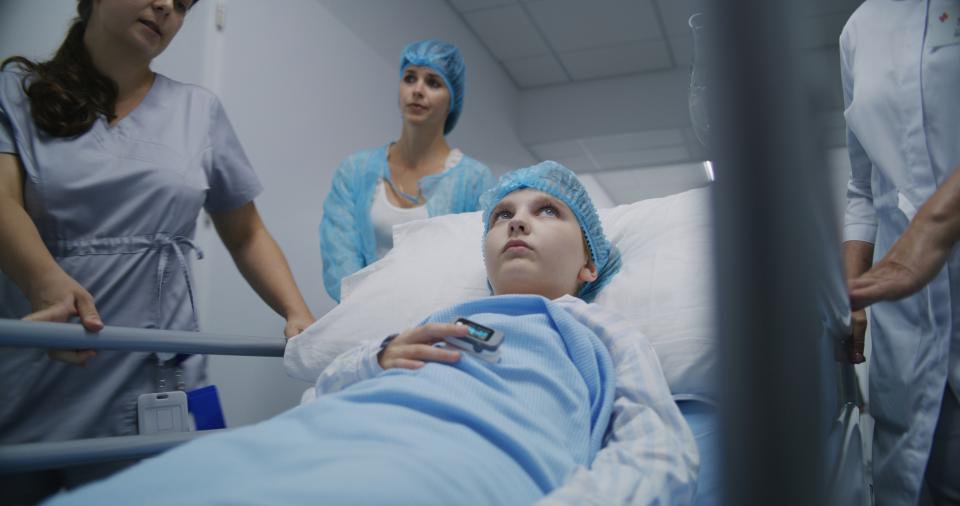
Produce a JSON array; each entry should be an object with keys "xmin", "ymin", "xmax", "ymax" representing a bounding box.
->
[
  {"xmin": 27, "ymin": 270, "xmax": 104, "ymax": 332},
  {"xmin": 849, "ymin": 219, "xmax": 951, "ymax": 311},
  {"xmin": 283, "ymin": 312, "xmax": 316, "ymax": 338},
  {"xmin": 25, "ymin": 271, "xmax": 103, "ymax": 366},
  {"xmin": 23, "ymin": 301, "xmax": 98, "ymax": 366},
  {"xmin": 377, "ymin": 323, "xmax": 469, "ymax": 370},
  {"xmin": 849, "ymin": 165, "xmax": 960, "ymax": 311}
]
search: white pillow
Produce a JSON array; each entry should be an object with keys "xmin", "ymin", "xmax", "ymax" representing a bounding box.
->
[{"xmin": 285, "ymin": 187, "xmax": 716, "ymax": 399}]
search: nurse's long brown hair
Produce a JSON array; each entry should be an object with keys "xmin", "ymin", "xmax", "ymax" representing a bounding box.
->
[{"xmin": 1, "ymin": 0, "xmax": 118, "ymax": 137}]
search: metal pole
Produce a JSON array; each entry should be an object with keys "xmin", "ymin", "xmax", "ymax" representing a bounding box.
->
[
  {"xmin": 0, "ymin": 319, "xmax": 286, "ymax": 357},
  {"xmin": 0, "ymin": 430, "xmax": 229, "ymax": 473},
  {"xmin": 709, "ymin": 0, "xmax": 829, "ymax": 504}
]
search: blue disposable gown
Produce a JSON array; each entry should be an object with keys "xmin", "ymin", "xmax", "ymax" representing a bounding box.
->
[
  {"xmin": 319, "ymin": 144, "xmax": 494, "ymax": 301},
  {"xmin": 0, "ymin": 72, "xmax": 262, "ymax": 444},
  {"xmin": 841, "ymin": 1, "xmax": 960, "ymax": 504}
]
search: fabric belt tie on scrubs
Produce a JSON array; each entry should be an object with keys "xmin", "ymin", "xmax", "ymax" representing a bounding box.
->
[{"xmin": 45, "ymin": 233, "xmax": 204, "ymax": 333}]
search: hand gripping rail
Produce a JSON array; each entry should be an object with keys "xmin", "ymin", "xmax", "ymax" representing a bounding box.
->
[{"xmin": 0, "ymin": 319, "xmax": 287, "ymax": 474}]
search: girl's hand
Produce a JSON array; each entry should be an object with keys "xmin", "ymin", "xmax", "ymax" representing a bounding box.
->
[{"xmin": 377, "ymin": 323, "xmax": 469, "ymax": 370}]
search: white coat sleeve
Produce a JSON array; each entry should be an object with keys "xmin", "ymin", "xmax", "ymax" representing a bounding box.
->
[
  {"xmin": 840, "ymin": 27, "xmax": 877, "ymax": 244},
  {"xmin": 538, "ymin": 299, "xmax": 699, "ymax": 506}
]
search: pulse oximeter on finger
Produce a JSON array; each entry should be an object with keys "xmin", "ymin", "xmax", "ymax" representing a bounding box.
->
[{"xmin": 445, "ymin": 317, "xmax": 504, "ymax": 363}]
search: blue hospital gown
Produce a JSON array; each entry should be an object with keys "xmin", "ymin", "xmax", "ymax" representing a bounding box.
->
[{"xmin": 0, "ymin": 71, "xmax": 262, "ymax": 445}]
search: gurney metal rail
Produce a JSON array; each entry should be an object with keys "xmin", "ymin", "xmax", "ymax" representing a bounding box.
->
[
  {"xmin": 1, "ymin": 431, "xmax": 229, "ymax": 473},
  {"xmin": 0, "ymin": 319, "xmax": 286, "ymax": 356},
  {"xmin": 0, "ymin": 319, "xmax": 287, "ymax": 474}
]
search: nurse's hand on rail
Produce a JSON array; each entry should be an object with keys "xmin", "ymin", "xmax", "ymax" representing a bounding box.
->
[
  {"xmin": 377, "ymin": 323, "xmax": 469, "ymax": 370},
  {"xmin": 850, "ymin": 166, "xmax": 960, "ymax": 311},
  {"xmin": 849, "ymin": 218, "xmax": 952, "ymax": 311},
  {"xmin": 23, "ymin": 304, "xmax": 98, "ymax": 366},
  {"xmin": 28, "ymin": 270, "xmax": 103, "ymax": 332},
  {"xmin": 847, "ymin": 309, "xmax": 867, "ymax": 364}
]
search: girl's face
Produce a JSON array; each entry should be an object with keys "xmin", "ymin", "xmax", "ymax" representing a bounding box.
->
[
  {"xmin": 89, "ymin": 0, "xmax": 193, "ymax": 60},
  {"xmin": 398, "ymin": 66, "xmax": 450, "ymax": 130},
  {"xmin": 483, "ymin": 189, "xmax": 598, "ymax": 300}
]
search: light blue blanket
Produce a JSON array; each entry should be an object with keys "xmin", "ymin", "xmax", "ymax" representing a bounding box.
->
[{"xmin": 49, "ymin": 296, "xmax": 615, "ymax": 505}]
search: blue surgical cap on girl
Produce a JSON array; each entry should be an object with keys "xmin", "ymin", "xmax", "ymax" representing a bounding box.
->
[
  {"xmin": 480, "ymin": 161, "xmax": 622, "ymax": 302},
  {"xmin": 400, "ymin": 39, "xmax": 465, "ymax": 135}
]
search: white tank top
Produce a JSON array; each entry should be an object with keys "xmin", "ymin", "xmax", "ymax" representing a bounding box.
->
[
  {"xmin": 371, "ymin": 180, "xmax": 429, "ymax": 259},
  {"xmin": 370, "ymin": 149, "xmax": 463, "ymax": 259}
]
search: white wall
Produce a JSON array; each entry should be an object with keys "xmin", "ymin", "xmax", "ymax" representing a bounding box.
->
[{"xmin": 0, "ymin": 0, "xmax": 75, "ymax": 62}]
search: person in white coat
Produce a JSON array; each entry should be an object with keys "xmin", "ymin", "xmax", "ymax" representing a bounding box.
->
[{"xmin": 840, "ymin": 1, "xmax": 959, "ymax": 504}]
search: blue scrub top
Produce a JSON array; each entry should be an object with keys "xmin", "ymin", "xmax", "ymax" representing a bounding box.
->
[{"xmin": 0, "ymin": 71, "xmax": 262, "ymax": 443}]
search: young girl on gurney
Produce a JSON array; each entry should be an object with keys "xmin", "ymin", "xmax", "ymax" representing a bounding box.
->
[{"xmin": 48, "ymin": 162, "xmax": 697, "ymax": 505}]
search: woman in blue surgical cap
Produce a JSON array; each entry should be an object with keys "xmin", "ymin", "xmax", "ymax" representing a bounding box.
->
[
  {"xmin": 319, "ymin": 39, "xmax": 495, "ymax": 302},
  {"xmin": 0, "ymin": 0, "xmax": 314, "ymax": 500}
]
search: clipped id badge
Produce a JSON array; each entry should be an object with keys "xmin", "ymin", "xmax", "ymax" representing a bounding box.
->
[
  {"xmin": 137, "ymin": 354, "xmax": 191, "ymax": 435},
  {"xmin": 444, "ymin": 317, "xmax": 505, "ymax": 363},
  {"xmin": 137, "ymin": 391, "xmax": 190, "ymax": 435}
]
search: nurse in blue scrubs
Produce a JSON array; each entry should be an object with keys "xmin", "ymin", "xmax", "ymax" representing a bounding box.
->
[
  {"xmin": 319, "ymin": 39, "xmax": 495, "ymax": 302},
  {"xmin": 0, "ymin": 0, "xmax": 314, "ymax": 500}
]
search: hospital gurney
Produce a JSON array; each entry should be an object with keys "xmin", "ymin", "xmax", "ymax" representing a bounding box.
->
[
  {"xmin": 0, "ymin": 319, "xmax": 285, "ymax": 473},
  {"xmin": 0, "ymin": 287, "xmax": 865, "ymax": 506}
]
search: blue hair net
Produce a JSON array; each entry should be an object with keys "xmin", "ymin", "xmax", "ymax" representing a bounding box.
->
[
  {"xmin": 400, "ymin": 39, "xmax": 465, "ymax": 135},
  {"xmin": 480, "ymin": 161, "xmax": 621, "ymax": 302}
]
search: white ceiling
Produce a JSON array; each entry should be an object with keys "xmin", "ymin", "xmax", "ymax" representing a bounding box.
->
[
  {"xmin": 449, "ymin": 0, "xmax": 687, "ymax": 88},
  {"xmin": 448, "ymin": 0, "xmax": 862, "ymax": 89},
  {"xmin": 446, "ymin": 0, "xmax": 864, "ymax": 203}
]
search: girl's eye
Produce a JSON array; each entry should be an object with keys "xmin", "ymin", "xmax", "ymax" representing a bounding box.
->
[
  {"xmin": 494, "ymin": 209, "xmax": 512, "ymax": 222},
  {"xmin": 427, "ymin": 78, "xmax": 442, "ymax": 89},
  {"xmin": 403, "ymin": 74, "xmax": 416, "ymax": 83},
  {"xmin": 540, "ymin": 205, "xmax": 559, "ymax": 217},
  {"xmin": 175, "ymin": 0, "xmax": 189, "ymax": 12}
]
